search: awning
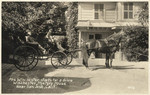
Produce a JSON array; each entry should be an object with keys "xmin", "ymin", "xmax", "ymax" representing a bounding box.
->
[{"xmin": 76, "ymin": 20, "xmax": 142, "ymax": 28}]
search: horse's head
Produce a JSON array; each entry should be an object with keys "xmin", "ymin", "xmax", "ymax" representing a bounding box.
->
[
  {"xmin": 80, "ymin": 39, "xmax": 97, "ymax": 50},
  {"xmin": 105, "ymin": 29, "xmax": 126, "ymax": 52}
]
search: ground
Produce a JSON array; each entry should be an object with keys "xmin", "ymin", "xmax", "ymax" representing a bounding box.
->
[{"xmin": 2, "ymin": 58, "xmax": 149, "ymax": 94}]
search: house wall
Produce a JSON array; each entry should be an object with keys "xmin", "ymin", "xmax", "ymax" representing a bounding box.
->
[
  {"xmin": 78, "ymin": 2, "xmax": 117, "ymax": 20},
  {"xmin": 78, "ymin": 2, "xmax": 145, "ymax": 60},
  {"xmin": 80, "ymin": 28, "xmax": 113, "ymax": 42},
  {"xmin": 119, "ymin": 2, "xmax": 142, "ymax": 21},
  {"xmin": 78, "ymin": 2, "xmax": 94, "ymax": 20},
  {"xmin": 78, "ymin": 2, "xmax": 144, "ymax": 21}
]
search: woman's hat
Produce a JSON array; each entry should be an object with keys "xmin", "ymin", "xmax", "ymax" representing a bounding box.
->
[{"xmin": 26, "ymin": 29, "xmax": 32, "ymax": 35}]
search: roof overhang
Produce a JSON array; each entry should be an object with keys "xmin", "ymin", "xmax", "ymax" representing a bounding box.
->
[{"xmin": 76, "ymin": 20, "xmax": 142, "ymax": 29}]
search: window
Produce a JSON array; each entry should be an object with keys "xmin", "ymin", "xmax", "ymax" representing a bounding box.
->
[
  {"xmin": 95, "ymin": 34, "xmax": 102, "ymax": 39},
  {"xmin": 124, "ymin": 3, "xmax": 133, "ymax": 19},
  {"xmin": 89, "ymin": 35, "xmax": 94, "ymax": 39},
  {"xmin": 94, "ymin": 4, "xmax": 104, "ymax": 19},
  {"xmin": 89, "ymin": 34, "xmax": 102, "ymax": 40}
]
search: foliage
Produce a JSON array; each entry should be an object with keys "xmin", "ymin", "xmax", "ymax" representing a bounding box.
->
[
  {"xmin": 2, "ymin": 2, "xmax": 68, "ymax": 62},
  {"xmin": 121, "ymin": 2, "xmax": 148, "ymax": 61},
  {"xmin": 122, "ymin": 26, "xmax": 148, "ymax": 61},
  {"xmin": 65, "ymin": 2, "xmax": 78, "ymax": 50},
  {"xmin": 138, "ymin": 2, "xmax": 148, "ymax": 26},
  {"xmin": 2, "ymin": 2, "xmax": 68, "ymax": 40}
]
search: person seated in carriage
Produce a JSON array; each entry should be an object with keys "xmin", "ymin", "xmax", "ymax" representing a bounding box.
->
[
  {"xmin": 25, "ymin": 30, "xmax": 46, "ymax": 54},
  {"xmin": 45, "ymin": 28, "xmax": 65, "ymax": 52}
]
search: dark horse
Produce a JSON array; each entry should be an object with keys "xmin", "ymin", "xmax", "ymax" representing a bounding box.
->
[{"xmin": 81, "ymin": 30, "xmax": 125, "ymax": 69}]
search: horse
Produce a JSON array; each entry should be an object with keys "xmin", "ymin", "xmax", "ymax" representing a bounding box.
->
[{"xmin": 81, "ymin": 30, "xmax": 125, "ymax": 69}]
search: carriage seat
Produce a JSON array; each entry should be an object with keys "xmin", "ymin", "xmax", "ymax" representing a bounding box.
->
[{"xmin": 25, "ymin": 42, "xmax": 39, "ymax": 49}]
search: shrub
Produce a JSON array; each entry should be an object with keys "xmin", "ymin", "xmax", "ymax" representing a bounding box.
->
[{"xmin": 122, "ymin": 26, "xmax": 148, "ymax": 61}]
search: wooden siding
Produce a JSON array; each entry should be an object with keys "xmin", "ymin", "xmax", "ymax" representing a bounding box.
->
[
  {"xmin": 79, "ymin": 2, "xmax": 117, "ymax": 21},
  {"xmin": 105, "ymin": 3, "xmax": 116, "ymax": 21},
  {"xmin": 79, "ymin": 3, "xmax": 94, "ymax": 20},
  {"xmin": 105, "ymin": 10, "xmax": 116, "ymax": 21},
  {"xmin": 105, "ymin": 2, "xmax": 116, "ymax": 10},
  {"xmin": 78, "ymin": 2, "xmax": 145, "ymax": 22}
]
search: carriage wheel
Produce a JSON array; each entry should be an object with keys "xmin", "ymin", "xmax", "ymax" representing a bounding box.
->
[
  {"xmin": 51, "ymin": 51, "xmax": 68, "ymax": 69},
  {"xmin": 66, "ymin": 50, "xmax": 79, "ymax": 65},
  {"xmin": 13, "ymin": 46, "xmax": 38, "ymax": 71}
]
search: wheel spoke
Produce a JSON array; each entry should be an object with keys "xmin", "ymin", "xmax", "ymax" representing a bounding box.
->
[
  {"xmin": 51, "ymin": 51, "xmax": 68, "ymax": 68},
  {"xmin": 27, "ymin": 65, "xmax": 31, "ymax": 70},
  {"xmin": 25, "ymin": 58, "xmax": 30, "ymax": 67},
  {"xmin": 13, "ymin": 46, "xmax": 38, "ymax": 71}
]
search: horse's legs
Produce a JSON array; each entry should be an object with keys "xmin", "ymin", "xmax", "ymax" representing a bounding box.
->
[
  {"xmin": 105, "ymin": 53, "xmax": 110, "ymax": 68},
  {"xmin": 110, "ymin": 53, "xmax": 114, "ymax": 67}
]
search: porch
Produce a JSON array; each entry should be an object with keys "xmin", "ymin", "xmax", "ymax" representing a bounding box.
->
[{"xmin": 77, "ymin": 25, "xmax": 126, "ymax": 61}]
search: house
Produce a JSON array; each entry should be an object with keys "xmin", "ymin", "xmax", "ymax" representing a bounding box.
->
[{"xmin": 77, "ymin": 2, "xmax": 144, "ymax": 60}]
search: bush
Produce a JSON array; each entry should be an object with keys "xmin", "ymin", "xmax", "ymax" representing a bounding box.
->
[{"xmin": 122, "ymin": 26, "xmax": 148, "ymax": 61}]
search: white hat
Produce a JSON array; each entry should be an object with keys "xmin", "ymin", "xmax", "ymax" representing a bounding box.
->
[{"xmin": 26, "ymin": 29, "xmax": 32, "ymax": 35}]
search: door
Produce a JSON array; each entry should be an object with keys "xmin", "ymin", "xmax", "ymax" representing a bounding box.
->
[
  {"xmin": 94, "ymin": 34, "xmax": 103, "ymax": 58},
  {"xmin": 88, "ymin": 34, "xmax": 103, "ymax": 58}
]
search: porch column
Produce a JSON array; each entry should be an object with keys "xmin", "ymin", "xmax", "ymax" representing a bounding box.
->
[
  {"xmin": 78, "ymin": 30, "xmax": 82, "ymax": 58},
  {"xmin": 115, "ymin": 28, "xmax": 127, "ymax": 61},
  {"xmin": 117, "ymin": 2, "xmax": 122, "ymax": 21},
  {"xmin": 115, "ymin": 46, "xmax": 122, "ymax": 61}
]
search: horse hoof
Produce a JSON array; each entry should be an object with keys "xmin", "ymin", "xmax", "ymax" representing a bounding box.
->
[
  {"xmin": 110, "ymin": 67, "xmax": 113, "ymax": 69},
  {"xmin": 106, "ymin": 66, "xmax": 110, "ymax": 69},
  {"xmin": 86, "ymin": 68, "xmax": 93, "ymax": 71}
]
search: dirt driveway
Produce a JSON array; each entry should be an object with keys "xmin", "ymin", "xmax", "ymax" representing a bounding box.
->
[{"xmin": 2, "ymin": 58, "xmax": 149, "ymax": 94}]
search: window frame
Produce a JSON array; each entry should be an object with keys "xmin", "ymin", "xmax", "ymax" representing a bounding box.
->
[
  {"xmin": 95, "ymin": 34, "xmax": 102, "ymax": 40},
  {"xmin": 94, "ymin": 3, "xmax": 105, "ymax": 20},
  {"xmin": 89, "ymin": 34, "xmax": 94, "ymax": 39},
  {"xmin": 123, "ymin": 2, "xmax": 134, "ymax": 19}
]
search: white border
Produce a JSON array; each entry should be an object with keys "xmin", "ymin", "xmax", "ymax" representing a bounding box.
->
[{"xmin": 0, "ymin": 0, "xmax": 149, "ymax": 95}]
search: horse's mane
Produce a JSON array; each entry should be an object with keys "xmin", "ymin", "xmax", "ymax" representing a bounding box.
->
[
  {"xmin": 105, "ymin": 31, "xmax": 124, "ymax": 52},
  {"xmin": 103, "ymin": 30, "xmax": 124, "ymax": 45}
]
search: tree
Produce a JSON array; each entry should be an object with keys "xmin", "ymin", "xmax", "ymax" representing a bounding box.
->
[
  {"xmin": 2, "ymin": 2, "xmax": 68, "ymax": 62},
  {"xmin": 138, "ymin": 2, "xmax": 148, "ymax": 26},
  {"xmin": 2, "ymin": 2, "xmax": 68, "ymax": 39},
  {"xmin": 65, "ymin": 2, "xmax": 78, "ymax": 50},
  {"xmin": 122, "ymin": 26, "xmax": 148, "ymax": 61}
]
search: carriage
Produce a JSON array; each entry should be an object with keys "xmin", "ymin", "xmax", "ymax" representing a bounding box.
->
[{"xmin": 12, "ymin": 33, "xmax": 76, "ymax": 71}]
